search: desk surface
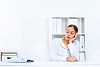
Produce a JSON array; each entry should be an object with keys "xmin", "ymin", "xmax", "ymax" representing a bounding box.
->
[{"xmin": 0, "ymin": 61, "xmax": 100, "ymax": 66}]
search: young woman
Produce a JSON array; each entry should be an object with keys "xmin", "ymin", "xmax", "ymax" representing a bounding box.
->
[{"xmin": 51, "ymin": 24, "xmax": 80, "ymax": 62}]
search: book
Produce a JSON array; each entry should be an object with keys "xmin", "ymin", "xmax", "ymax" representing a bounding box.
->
[
  {"xmin": 56, "ymin": 19, "xmax": 62, "ymax": 34},
  {"xmin": 79, "ymin": 52, "xmax": 85, "ymax": 62},
  {"xmin": 52, "ymin": 18, "xmax": 57, "ymax": 34},
  {"xmin": 80, "ymin": 36, "xmax": 85, "ymax": 51},
  {"xmin": 68, "ymin": 18, "xmax": 79, "ymax": 29},
  {"xmin": 62, "ymin": 18, "xmax": 67, "ymax": 33}
]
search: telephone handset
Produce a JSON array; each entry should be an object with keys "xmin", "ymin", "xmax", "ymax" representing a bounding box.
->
[{"xmin": 7, "ymin": 57, "xmax": 34, "ymax": 63}]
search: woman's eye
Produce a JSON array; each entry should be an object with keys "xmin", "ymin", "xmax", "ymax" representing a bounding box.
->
[
  {"xmin": 66, "ymin": 32, "xmax": 69, "ymax": 33},
  {"xmin": 71, "ymin": 33, "xmax": 74, "ymax": 35}
]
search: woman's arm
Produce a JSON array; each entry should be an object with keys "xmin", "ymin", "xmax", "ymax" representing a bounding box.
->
[
  {"xmin": 68, "ymin": 41, "xmax": 80, "ymax": 61},
  {"xmin": 51, "ymin": 38, "xmax": 68, "ymax": 61}
]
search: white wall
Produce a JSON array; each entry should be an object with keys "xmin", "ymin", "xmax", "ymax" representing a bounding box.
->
[
  {"xmin": 0, "ymin": 0, "xmax": 49, "ymax": 60},
  {"xmin": 0, "ymin": 0, "xmax": 100, "ymax": 61}
]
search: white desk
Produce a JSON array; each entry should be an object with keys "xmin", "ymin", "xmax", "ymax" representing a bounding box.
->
[{"xmin": 0, "ymin": 61, "xmax": 100, "ymax": 67}]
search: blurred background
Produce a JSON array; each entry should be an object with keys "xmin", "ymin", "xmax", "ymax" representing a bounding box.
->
[{"xmin": 0, "ymin": 0, "xmax": 100, "ymax": 62}]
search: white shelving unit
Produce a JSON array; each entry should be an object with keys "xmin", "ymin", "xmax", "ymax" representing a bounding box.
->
[{"xmin": 49, "ymin": 17, "xmax": 86, "ymax": 61}]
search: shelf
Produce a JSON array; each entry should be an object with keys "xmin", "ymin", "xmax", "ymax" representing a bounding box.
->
[
  {"xmin": 79, "ymin": 51, "xmax": 86, "ymax": 53},
  {"xmin": 52, "ymin": 33, "xmax": 85, "ymax": 35},
  {"xmin": 49, "ymin": 16, "xmax": 86, "ymax": 61}
]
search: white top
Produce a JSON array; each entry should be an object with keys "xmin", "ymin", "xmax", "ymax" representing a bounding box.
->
[{"xmin": 51, "ymin": 38, "xmax": 80, "ymax": 61}]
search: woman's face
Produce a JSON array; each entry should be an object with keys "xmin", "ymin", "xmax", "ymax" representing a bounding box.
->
[{"xmin": 65, "ymin": 27, "xmax": 76, "ymax": 40}]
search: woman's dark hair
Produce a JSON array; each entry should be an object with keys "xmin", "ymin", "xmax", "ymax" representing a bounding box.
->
[{"xmin": 67, "ymin": 24, "xmax": 78, "ymax": 33}]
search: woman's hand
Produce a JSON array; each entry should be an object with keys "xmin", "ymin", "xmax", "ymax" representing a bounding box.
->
[
  {"xmin": 69, "ymin": 33, "xmax": 78, "ymax": 44},
  {"xmin": 66, "ymin": 56, "xmax": 78, "ymax": 62}
]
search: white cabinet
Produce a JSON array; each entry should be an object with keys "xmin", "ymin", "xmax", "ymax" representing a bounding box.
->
[{"xmin": 49, "ymin": 17, "xmax": 86, "ymax": 61}]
